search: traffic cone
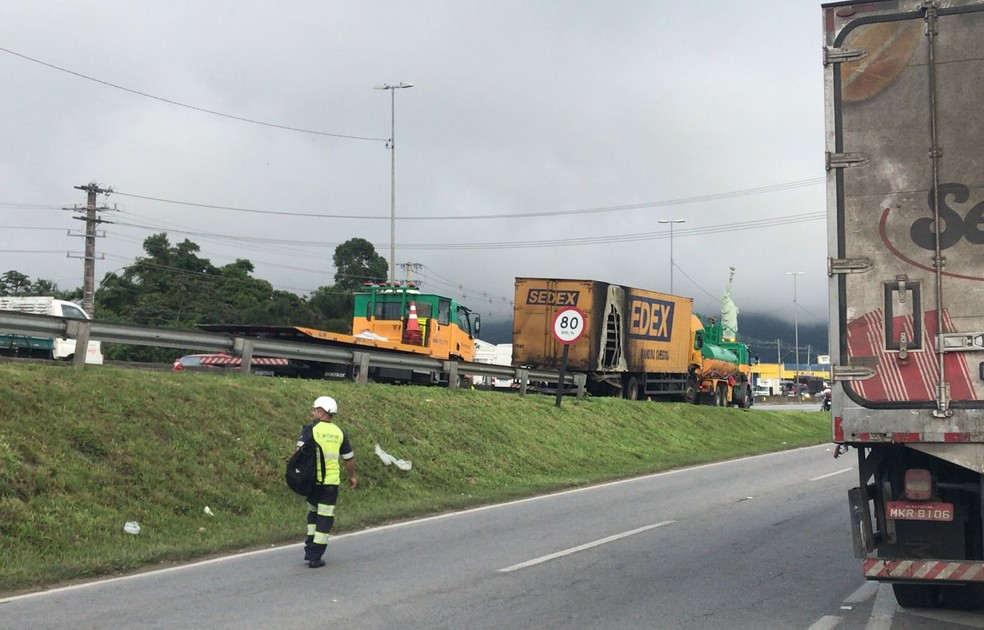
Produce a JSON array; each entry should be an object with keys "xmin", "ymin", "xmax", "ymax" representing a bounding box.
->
[{"xmin": 402, "ymin": 301, "xmax": 423, "ymax": 346}]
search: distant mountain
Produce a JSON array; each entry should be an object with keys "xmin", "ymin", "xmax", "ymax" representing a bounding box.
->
[
  {"xmin": 479, "ymin": 311, "xmax": 828, "ymax": 365},
  {"xmin": 736, "ymin": 311, "xmax": 828, "ymax": 365}
]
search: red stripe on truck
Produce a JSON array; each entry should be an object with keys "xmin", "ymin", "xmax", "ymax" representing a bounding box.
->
[{"xmin": 864, "ymin": 559, "xmax": 984, "ymax": 582}]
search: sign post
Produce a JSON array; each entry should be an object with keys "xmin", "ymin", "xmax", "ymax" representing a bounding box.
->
[{"xmin": 552, "ymin": 307, "xmax": 586, "ymax": 408}]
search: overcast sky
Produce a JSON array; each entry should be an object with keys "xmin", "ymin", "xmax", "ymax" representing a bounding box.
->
[{"xmin": 1, "ymin": 1, "xmax": 829, "ymax": 332}]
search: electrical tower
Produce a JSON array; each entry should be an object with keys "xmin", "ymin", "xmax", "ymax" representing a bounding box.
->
[
  {"xmin": 66, "ymin": 183, "xmax": 116, "ymax": 317},
  {"xmin": 399, "ymin": 262, "xmax": 423, "ymax": 285}
]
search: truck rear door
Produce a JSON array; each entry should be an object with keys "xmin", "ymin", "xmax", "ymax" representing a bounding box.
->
[{"xmin": 825, "ymin": 1, "xmax": 984, "ymax": 426}]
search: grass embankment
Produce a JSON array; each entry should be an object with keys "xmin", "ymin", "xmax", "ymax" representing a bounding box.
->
[{"xmin": 0, "ymin": 362, "xmax": 830, "ymax": 594}]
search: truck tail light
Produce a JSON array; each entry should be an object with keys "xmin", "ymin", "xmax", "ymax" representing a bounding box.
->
[{"xmin": 904, "ymin": 469, "xmax": 932, "ymax": 500}]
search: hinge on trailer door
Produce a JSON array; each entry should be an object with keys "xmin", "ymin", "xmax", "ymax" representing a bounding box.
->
[
  {"xmin": 825, "ymin": 152, "xmax": 870, "ymax": 170},
  {"xmin": 933, "ymin": 381, "xmax": 953, "ymax": 419},
  {"xmin": 823, "ymin": 46, "xmax": 867, "ymax": 66},
  {"xmin": 828, "ymin": 257, "xmax": 874, "ymax": 276},
  {"xmin": 895, "ymin": 275, "xmax": 907, "ymax": 303},
  {"xmin": 937, "ymin": 332, "xmax": 984, "ymax": 352},
  {"xmin": 831, "ymin": 364, "xmax": 876, "ymax": 381}
]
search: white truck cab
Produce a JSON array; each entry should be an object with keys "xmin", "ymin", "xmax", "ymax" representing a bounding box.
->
[{"xmin": 0, "ymin": 296, "xmax": 104, "ymax": 364}]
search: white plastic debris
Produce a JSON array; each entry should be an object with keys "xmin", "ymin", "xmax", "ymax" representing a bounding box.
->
[
  {"xmin": 374, "ymin": 443, "xmax": 412, "ymax": 471},
  {"xmin": 204, "ymin": 506, "xmax": 214, "ymax": 517},
  {"xmin": 123, "ymin": 521, "xmax": 141, "ymax": 535}
]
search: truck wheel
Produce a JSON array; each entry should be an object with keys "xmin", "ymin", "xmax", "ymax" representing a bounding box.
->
[
  {"xmin": 940, "ymin": 583, "xmax": 984, "ymax": 610},
  {"xmin": 716, "ymin": 383, "xmax": 727, "ymax": 407},
  {"xmin": 684, "ymin": 377, "xmax": 700, "ymax": 405},
  {"xmin": 738, "ymin": 383, "xmax": 752, "ymax": 409},
  {"xmin": 623, "ymin": 376, "xmax": 640, "ymax": 401},
  {"xmin": 892, "ymin": 583, "xmax": 939, "ymax": 608}
]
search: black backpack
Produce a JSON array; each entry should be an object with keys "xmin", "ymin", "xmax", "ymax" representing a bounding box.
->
[{"xmin": 285, "ymin": 439, "xmax": 325, "ymax": 496}]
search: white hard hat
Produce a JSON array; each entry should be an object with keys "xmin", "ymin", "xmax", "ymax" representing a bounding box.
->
[{"xmin": 312, "ymin": 396, "xmax": 338, "ymax": 414}]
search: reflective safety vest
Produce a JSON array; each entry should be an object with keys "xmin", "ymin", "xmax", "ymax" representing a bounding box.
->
[{"xmin": 311, "ymin": 421, "xmax": 347, "ymax": 485}]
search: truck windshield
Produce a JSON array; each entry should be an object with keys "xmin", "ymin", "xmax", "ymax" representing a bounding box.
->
[{"xmin": 60, "ymin": 304, "xmax": 88, "ymax": 320}]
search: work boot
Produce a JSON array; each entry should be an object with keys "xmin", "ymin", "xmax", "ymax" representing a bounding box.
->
[{"xmin": 308, "ymin": 558, "xmax": 326, "ymax": 568}]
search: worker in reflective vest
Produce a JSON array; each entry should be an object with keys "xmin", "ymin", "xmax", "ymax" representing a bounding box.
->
[{"xmin": 296, "ymin": 395, "xmax": 356, "ymax": 568}]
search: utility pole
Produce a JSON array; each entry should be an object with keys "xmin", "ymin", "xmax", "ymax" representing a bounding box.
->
[
  {"xmin": 66, "ymin": 183, "xmax": 115, "ymax": 317},
  {"xmin": 776, "ymin": 338, "xmax": 782, "ymax": 395},
  {"xmin": 785, "ymin": 271, "xmax": 804, "ymax": 392},
  {"xmin": 658, "ymin": 219, "xmax": 686, "ymax": 293},
  {"xmin": 374, "ymin": 82, "xmax": 414, "ymax": 285},
  {"xmin": 399, "ymin": 262, "xmax": 423, "ymax": 285}
]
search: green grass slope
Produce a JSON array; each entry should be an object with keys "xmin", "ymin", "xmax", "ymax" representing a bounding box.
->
[{"xmin": 0, "ymin": 362, "xmax": 830, "ymax": 594}]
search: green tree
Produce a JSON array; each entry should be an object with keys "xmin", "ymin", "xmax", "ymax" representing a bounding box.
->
[
  {"xmin": 308, "ymin": 285, "xmax": 355, "ymax": 333},
  {"xmin": 332, "ymin": 238, "xmax": 387, "ymax": 291},
  {"xmin": 0, "ymin": 270, "xmax": 77, "ymax": 299},
  {"xmin": 1, "ymin": 270, "xmax": 31, "ymax": 295}
]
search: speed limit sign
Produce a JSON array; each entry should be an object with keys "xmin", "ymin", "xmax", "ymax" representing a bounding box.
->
[{"xmin": 552, "ymin": 307, "xmax": 586, "ymax": 344}]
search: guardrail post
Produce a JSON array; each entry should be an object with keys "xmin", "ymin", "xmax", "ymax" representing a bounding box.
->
[
  {"xmin": 66, "ymin": 320, "xmax": 90, "ymax": 370},
  {"xmin": 353, "ymin": 352, "xmax": 370, "ymax": 385},
  {"xmin": 234, "ymin": 337, "xmax": 255, "ymax": 376},
  {"xmin": 516, "ymin": 368, "xmax": 529, "ymax": 397},
  {"xmin": 445, "ymin": 361, "xmax": 460, "ymax": 390},
  {"xmin": 574, "ymin": 373, "xmax": 586, "ymax": 399}
]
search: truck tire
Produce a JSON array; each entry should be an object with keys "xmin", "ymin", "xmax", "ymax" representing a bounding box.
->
[
  {"xmin": 716, "ymin": 383, "xmax": 727, "ymax": 407},
  {"xmin": 940, "ymin": 583, "xmax": 984, "ymax": 610},
  {"xmin": 892, "ymin": 584, "xmax": 939, "ymax": 608},
  {"xmin": 623, "ymin": 376, "xmax": 641, "ymax": 401},
  {"xmin": 737, "ymin": 383, "xmax": 752, "ymax": 409},
  {"xmin": 684, "ymin": 376, "xmax": 700, "ymax": 405}
]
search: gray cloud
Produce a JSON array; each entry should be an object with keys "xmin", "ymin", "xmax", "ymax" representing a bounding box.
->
[{"xmin": 0, "ymin": 1, "xmax": 828, "ymax": 330}]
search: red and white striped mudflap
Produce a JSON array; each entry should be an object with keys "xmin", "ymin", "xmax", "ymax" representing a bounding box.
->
[
  {"xmin": 864, "ymin": 558, "xmax": 984, "ymax": 582},
  {"xmin": 248, "ymin": 357, "xmax": 289, "ymax": 366},
  {"xmin": 199, "ymin": 356, "xmax": 289, "ymax": 366}
]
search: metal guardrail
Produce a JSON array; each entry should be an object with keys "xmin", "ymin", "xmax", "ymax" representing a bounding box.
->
[{"xmin": 0, "ymin": 311, "xmax": 585, "ymax": 398}]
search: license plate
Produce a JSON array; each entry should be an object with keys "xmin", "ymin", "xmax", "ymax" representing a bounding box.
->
[{"xmin": 886, "ymin": 500, "xmax": 954, "ymax": 522}]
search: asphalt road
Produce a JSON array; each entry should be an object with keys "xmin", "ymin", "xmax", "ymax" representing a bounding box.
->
[{"xmin": 3, "ymin": 445, "xmax": 982, "ymax": 629}]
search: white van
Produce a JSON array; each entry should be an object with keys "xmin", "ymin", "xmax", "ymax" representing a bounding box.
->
[{"xmin": 0, "ymin": 296, "xmax": 104, "ymax": 364}]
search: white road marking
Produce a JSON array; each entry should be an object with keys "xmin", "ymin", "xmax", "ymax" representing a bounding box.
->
[
  {"xmin": 807, "ymin": 615, "xmax": 842, "ymax": 630},
  {"xmin": 497, "ymin": 521, "xmax": 675, "ymax": 573},
  {"xmin": 865, "ymin": 583, "xmax": 898, "ymax": 630},
  {"xmin": 844, "ymin": 580, "xmax": 879, "ymax": 604},
  {"xmin": 810, "ymin": 468, "xmax": 853, "ymax": 482}
]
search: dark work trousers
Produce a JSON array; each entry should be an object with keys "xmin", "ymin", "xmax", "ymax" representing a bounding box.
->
[{"xmin": 305, "ymin": 484, "xmax": 340, "ymax": 561}]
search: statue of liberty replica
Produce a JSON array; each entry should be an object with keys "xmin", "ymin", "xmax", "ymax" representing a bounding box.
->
[{"xmin": 721, "ymin": 266, "xmax": 739, "ymax": 341}]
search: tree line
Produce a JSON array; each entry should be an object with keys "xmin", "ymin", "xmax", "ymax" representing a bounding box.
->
[{"xmin": 1, "ymin": 234, "xmax": 389, "ymax": 362}]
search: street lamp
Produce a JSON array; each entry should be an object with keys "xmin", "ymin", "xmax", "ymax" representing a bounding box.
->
[
  {"xmin": 786, "ymin": 271, "xmax": 805, "ymax": 390},
  {"xmin": 374, "ymin": 82, "xmax": 414, "ymax": 285},
  {"xmin": 658, "ymin": 219, "xmax": 686, "ymax": 293}
]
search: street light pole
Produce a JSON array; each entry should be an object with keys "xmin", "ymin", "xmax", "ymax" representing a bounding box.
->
[
  {"xmin": 374, "ymin": 82, "xmax": 413, "ymax": 285},
  {"xmin": 786, "ymin": 271, "xmax": 805, "ymax": 389},
  {"xmin": 658, "ymin": 219, "xmax": 686, "ymax": 293}
]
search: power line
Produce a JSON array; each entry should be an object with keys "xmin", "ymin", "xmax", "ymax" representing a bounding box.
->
[
  {"xmin": 0, "ymin": 226, "xmax": 66, "ymax": 231},
  {"xmin": 110, "ymin": 177, "xmax": 823, "ymax": 221},
  {"xmin": 7, "ymin": 207, "xmax": 825, "ymax": 257},
  {"xmin": 0, "ymin": 203, "xmax": 64, "ymax": 210},
  {"xmin": 0, "ymin": 249, "xmax": 66, "ymax": 254},
  {"xmin": 0, "ymin": 46, "xmax": 386, "ymax": 142}
]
